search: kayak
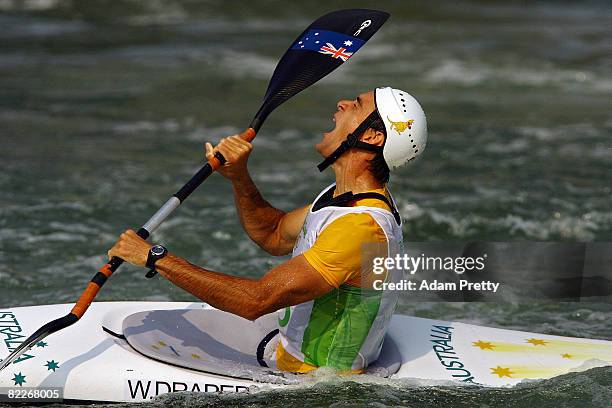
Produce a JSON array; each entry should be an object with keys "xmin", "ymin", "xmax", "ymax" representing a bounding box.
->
[{"xmin": 0, "ymin": 302, "xmax": 610, "ymax": 402}]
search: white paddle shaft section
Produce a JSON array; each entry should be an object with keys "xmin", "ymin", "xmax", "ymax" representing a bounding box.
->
[{"xmin": 142, "ymin": 197, "xmax": 181, "ymax": 233}]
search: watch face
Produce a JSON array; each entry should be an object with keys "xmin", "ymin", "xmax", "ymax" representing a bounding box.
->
[{"xmin": 151, "ymin": 245, "xmax": 165, "ymax": 256}]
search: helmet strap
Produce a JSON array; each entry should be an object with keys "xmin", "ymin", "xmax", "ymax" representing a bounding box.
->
[{"xmin": 317, "ymin": 110, "xmax": 383, "ymax": 172}]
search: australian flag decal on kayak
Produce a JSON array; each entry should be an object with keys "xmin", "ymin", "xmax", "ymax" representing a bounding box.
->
[{"xmin": 291, "ymin": 29, "xmax": 365, "ymax": 61}]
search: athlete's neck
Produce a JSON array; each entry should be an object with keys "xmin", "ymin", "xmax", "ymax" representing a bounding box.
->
[{"xmin": 331, "ymin": 152, "xmax": 384, "ymax": 196}]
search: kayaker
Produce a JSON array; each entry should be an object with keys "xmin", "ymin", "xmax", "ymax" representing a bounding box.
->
[{"xmin": 108, "ymin": 87, "xmax": 427, "ymax": 373}]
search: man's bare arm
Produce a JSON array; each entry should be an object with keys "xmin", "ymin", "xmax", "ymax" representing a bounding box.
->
[
  {"xmin": 107, "ymin": 229, "xmax": 331, "ymax": 320},
  {"xmin": 231, "ymin": 173, "xmax": 309, "ymax": 255},
  {"xmin": 206, "ymin": 135, "xmax": 308, "ymax": 255},
  {"xmin": 154, "ymin": 252, "xmax": 332, "ymax": 320}
]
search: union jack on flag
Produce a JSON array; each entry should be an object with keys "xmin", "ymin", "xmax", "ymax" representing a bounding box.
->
[
  {"xmin": 291, "ymin": 29, "xmax": 365, "ymax": 62},
  {"xmin": 318, "ymin": 43, "xmax": 353, "ymax": 61}
]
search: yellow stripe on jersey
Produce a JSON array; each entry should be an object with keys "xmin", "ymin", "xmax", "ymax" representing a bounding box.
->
[
  {"xmin": 302, "ymin": 188, "xmax": 391, "ymax": 288},
  {"xmin": 276, "ymin": 342, "xmax": 365, "ymax": 374},
  {"xmin": 276, "ymin": 342, "xmax": 318, "ymax": 373}
]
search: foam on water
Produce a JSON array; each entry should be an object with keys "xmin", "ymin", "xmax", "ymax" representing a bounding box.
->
[{"xmin": 425, "ymin": 59, "xmax": 612, "ymax": 92}]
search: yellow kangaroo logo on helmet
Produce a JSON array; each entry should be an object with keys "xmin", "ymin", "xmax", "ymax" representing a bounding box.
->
[{"xmin": 387, "ymin": 117, "xmax": 414, "ymax": 134}]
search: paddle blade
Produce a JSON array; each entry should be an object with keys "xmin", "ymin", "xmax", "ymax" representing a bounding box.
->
[
  {"xmin": 252, "ymin": 8, "xmax": 389, "ymax": 130},
  {"xmin": 0, "ymin": 313, "xmax": 78, "ymax": 372}
]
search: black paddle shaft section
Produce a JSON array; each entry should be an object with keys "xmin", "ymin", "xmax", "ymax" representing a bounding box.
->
[
  {"xmin": 252, "ymin": 9, "xmax": 389, "ymax": 128},
  {"xmin": 173, "ymin": 162, "xmax": 214, "ymax": 202}
]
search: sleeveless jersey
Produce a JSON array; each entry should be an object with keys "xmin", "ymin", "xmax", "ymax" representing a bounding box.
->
[{"xmin": 276, "ymin": 183, "xmax": 403, "ymax": 372}]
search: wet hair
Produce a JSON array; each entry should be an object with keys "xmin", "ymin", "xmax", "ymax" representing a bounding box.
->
[{"xmin": 366, "ymin": 114, "xmax": 390, "ymax": 184}]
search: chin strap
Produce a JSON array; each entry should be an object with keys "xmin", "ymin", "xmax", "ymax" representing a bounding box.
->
[{"xmin": 317, "ymin": 110, "xmax": 383, "ymax": 172}]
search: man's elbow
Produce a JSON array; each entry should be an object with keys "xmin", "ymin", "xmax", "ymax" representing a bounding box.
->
[
  {"xmin": 263, "ymin": 245, "xmax": 292, "ymax": 257},
  {"xmin": 242, "ymin": 291, "xmax": 282, "ymax": 321},
  {"xmin": 242, "ymin": 310, "xmax": 263, "ymax": 321},
  {"xmin": 258, "ymin": 222, "xmax": 293, "ymax": 256},
  {"xmin": 241, "ymin": 301, "xmax": 270, "ymax": 321}
]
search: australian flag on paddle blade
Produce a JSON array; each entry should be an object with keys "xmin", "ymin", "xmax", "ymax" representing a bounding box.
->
[{"xmin": 291, "ymin": 29, "xmax": 365, "ymax": 62}]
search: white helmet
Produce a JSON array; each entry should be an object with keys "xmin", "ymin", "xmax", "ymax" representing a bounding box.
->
[
  {"xmin": 317, "ymin": 87, "xmax": 427, "ymax": 173},
  {"xmin": 376, "ymin": 87, "xmax": 427, "ymax": 169}
]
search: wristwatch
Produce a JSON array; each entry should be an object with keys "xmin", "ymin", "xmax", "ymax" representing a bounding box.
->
[{"xmin": 145, "ymin": 244, "xmax": 168, "ymax": 278}]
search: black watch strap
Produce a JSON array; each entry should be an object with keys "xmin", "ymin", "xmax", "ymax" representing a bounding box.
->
[{"xmin": 146, "ymin": 244, "xmax": 168, "ymax": 269}]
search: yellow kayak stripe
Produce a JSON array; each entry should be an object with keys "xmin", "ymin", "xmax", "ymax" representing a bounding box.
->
[
  {"xmin": 489, "ymin": 364, "xmax": 570, "ymax": 379},
  {"xmin": 471, "ymin": 338, "xmax": 612, "ymax": 361}
]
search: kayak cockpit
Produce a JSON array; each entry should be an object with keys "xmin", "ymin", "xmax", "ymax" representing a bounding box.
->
[{"xmin": 121, "ymin": 308, "xmax": 402, "ymax": 382}]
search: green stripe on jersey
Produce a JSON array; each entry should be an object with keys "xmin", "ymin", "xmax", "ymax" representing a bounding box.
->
[{"xmin": 301, "ymin": 285, "xmax": 382, "ymax": 369}]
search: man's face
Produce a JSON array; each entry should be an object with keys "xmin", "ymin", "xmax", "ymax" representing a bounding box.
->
[{"xmin": 316, "ymin": 91, "xmax": 376, "ymax": 157}]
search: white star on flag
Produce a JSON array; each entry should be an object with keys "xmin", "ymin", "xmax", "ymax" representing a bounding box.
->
[{"xmin": 343, "ymin": 40, "xmax": 353, "ymax": 46}]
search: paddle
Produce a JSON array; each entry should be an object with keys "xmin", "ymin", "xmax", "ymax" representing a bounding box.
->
[{"xmin": 0, "ymin": 8, "xmax": 389, "ymax": 371}]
